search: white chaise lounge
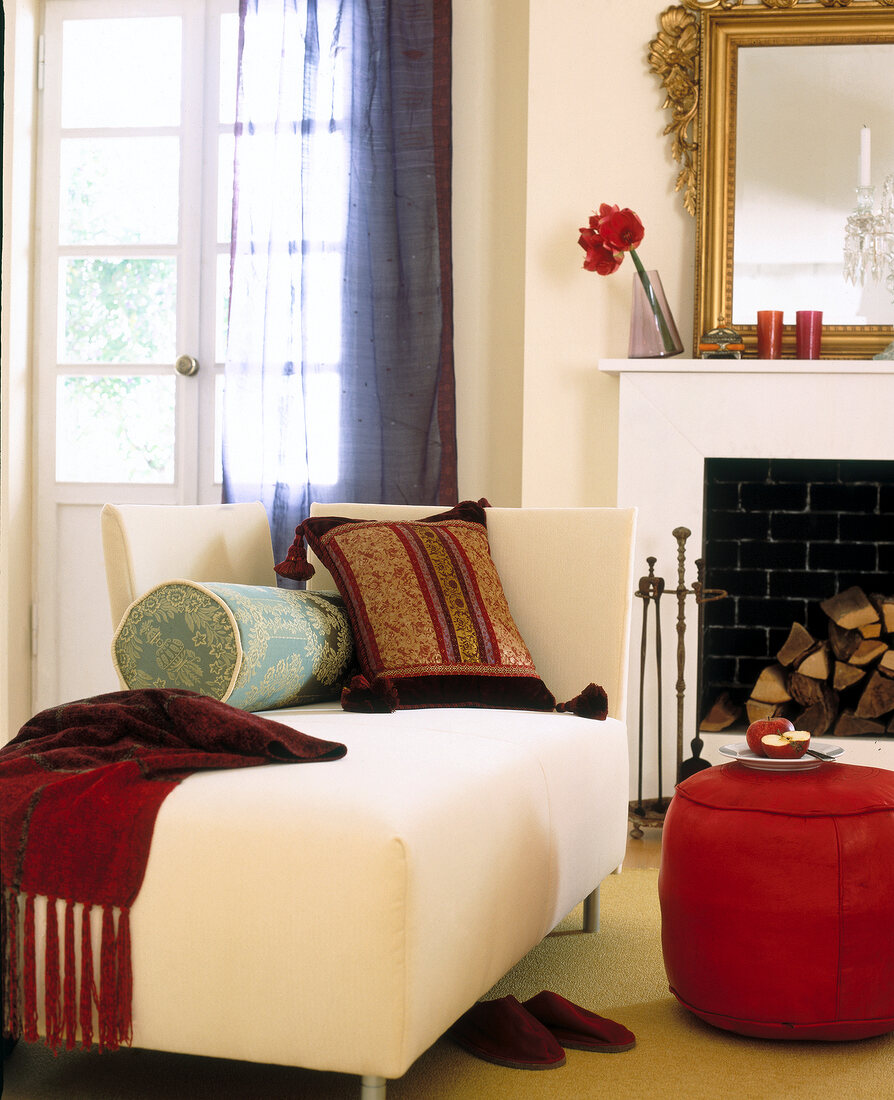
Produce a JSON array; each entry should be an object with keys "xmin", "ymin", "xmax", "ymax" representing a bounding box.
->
[{"xmin": 79, "ymin": 501, "xmax": 635, "ymax": 1097}]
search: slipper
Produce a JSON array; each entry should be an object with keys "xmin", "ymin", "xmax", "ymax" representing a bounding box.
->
[
  {"xmin": 448, "ymin": 995, "xmax": 566, "ymax": 1070},
  {"xmin": 522, "ymin": 990, "xmax": 636, "ymax": 1052}
]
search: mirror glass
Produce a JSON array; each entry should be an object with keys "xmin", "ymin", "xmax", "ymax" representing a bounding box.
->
[{"xmin": 734, "ymin": 42, "xmax": 894, "ymax": 327}]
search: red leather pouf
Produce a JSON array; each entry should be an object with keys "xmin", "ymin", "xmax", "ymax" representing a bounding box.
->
[{"xmin": 659, "ymin": 761, "xmax": 894, "ymax": 1040}]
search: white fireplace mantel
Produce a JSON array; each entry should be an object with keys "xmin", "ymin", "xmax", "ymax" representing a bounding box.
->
[
  {"xmin": 601, "ymin": 357, "xmax": 894, "ymax": 377},
  {"xmin": 601, "ymin": 358, "xmax": 894, "ymax": 797},
  {"xmin": 603, "ymin": 356, "xmax": 894, "ymax": 560}
]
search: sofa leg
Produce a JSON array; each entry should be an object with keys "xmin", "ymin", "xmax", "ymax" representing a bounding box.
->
[
  {"xmin": 582, "ymin": 886, "xmax": 600, "ymax": 933},
  {"xmin": 360, "ymin": 1074, "xmax": 387, "ymax": 1099}
]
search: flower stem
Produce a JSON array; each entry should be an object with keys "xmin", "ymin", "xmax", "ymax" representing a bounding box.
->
[{"xmin": 629, "ymin": 248, "xmax": 676, "ymax": 354}]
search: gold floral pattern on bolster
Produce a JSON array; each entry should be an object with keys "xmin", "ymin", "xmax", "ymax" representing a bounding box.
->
[{"xmin": 112, "ymin": 581, "xmax": 353, "ymax": 712}]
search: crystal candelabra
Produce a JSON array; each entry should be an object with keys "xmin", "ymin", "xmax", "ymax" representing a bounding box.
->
[{"xmin": 843, "ymin": 176, "xmax": 894, "ymax": 298}]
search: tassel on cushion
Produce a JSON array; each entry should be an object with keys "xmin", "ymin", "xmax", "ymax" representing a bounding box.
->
[
  {"xmin": 556, "ymin": 683, "xmax": 609, "ymax": 721},
  {"xmin": 341, "ymin": 675, "xmax": 400, "ymax": 713},
  {"xmin": 274, "ymin": 522, "xmax": 316, "ymax": 582}
]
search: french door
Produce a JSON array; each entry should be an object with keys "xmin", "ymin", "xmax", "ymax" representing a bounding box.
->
[{"xmin": 34, "ymin": 0, "xmax": 238, "ymax": 709}]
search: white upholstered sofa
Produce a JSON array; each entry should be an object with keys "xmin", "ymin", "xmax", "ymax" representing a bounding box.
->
[{"xmin": 90, "ymin": 501, "xmax": 635, "ymax": 1098}]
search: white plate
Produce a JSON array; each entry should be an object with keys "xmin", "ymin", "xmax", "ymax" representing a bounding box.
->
[{"xmin": 719, "ymin": 741, "xmax": 844, "ymax": 772}]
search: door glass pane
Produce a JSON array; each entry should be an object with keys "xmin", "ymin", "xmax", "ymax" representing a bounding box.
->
[
  {"xmin": 220, "ymin": 13, "xmax": 239, "ymax": 124},
  {"xmin": 61, "ymin": 18, "xmax": 182, "ymax": 128},
  {"xmin": 214, "ymin": 373, "xmax": 224, "ymax": 484},
  {"xmin": 218, "ymin": 133, "xmax": 234, "ymax": 243},
  {"xmin": 60, "ymin": 137, "xmax": 180, "ymax": 245},
  {"xmin": 59, "ymin": 258, "xmax": 177, "ymax": 364},
  {"xmin": 56, "ymin": 375, "xmax": 175, "ymax": 482},
  {"xmin": 216, "ymin": 252, "xmax": 230, "ymax": 363}
]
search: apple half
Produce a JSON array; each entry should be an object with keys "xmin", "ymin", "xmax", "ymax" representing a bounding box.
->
[
  {"xmin": 745, "ymin": 716, "xmax": 794, "ymax": 756},
  {"xmin": 760, "ymin": 730, "xmax": 811, "ymax": 759}
]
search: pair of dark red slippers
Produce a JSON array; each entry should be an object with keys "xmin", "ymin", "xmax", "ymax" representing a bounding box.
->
[{"xmin": 448, "ymin": 991, "xmax": 635, "ymax": 1070}]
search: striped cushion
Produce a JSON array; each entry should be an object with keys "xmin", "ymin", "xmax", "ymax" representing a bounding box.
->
[{"xmin": 295, "ymin": 501, "xmax": 555, "ymax": 710}]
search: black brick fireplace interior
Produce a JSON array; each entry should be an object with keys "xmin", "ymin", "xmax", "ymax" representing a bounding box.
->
[{"xmin": 700, "ymin": 458, "xmax": 894, "ymax": 730}]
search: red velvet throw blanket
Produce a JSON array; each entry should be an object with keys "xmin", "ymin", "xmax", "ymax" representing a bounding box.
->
[{"xmin": 0, "ymin": 689, "xmax": 346, "ymax": 1053}]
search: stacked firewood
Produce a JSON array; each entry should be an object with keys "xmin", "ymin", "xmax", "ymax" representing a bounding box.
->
[{"xmin": 746, "ymin": 586, "xmax": 894, "ymax": 737}]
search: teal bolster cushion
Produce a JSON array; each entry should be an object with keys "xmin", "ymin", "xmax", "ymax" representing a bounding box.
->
[{"xmin": 112, "ymin": 581, "xmax": 354, "ymax": 711}]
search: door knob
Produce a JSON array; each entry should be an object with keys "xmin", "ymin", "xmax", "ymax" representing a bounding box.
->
[{"xmin": 174, "ymin": 354, "xmax": 199, "ymax": 376}]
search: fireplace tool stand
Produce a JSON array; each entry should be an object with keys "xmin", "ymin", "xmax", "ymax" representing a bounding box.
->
[
  {"xmin": 629, "ymin": 527, "xmax": 726, "ymax": 838},
  {"xmin": 630, "ymin": 556, "xmax": 665, "ymax": 837}
]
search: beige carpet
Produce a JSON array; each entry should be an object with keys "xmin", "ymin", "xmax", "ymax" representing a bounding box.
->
[{"xmin": 5, "ymin": 868, "xmax": 894, "ymax": 1099}]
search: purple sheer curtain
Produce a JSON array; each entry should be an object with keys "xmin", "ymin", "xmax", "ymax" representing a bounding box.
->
[{"xmin": 222, "ymin": 0, "xmax": 457, "ymax": 563}]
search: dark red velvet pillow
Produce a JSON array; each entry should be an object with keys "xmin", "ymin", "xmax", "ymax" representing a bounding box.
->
[{"xmin": 275, "ymin": 501, "xmax": 555, "ymax": 711}]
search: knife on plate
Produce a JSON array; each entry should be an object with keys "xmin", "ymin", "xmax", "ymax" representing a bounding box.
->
[{"xmin": 805, "ymin": 747, "xmax": 837, "ymax": 761}]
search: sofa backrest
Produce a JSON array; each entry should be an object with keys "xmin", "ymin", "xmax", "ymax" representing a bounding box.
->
[
  {"xmin": 100, "ymin": 501, "xmax": 637, "ymax": 721},
  {"xmin": 307, "ymin": 504, "xmax": 637, "ymax": 722},
  {"xmin": 101, "ymin": 502, "xmax": 277, "ymax": 630}
]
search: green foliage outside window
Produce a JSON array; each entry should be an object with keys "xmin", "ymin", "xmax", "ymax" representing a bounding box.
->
[
  {"xmin": 63, "ymin": 258, "xmax": 177, "ymax": 365},
  {"xmin": 57, "ymin": 374, "xmax": 175, "ymax": 483}
]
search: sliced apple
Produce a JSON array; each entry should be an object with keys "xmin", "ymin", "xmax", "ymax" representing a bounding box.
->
[
  {"xmin": 745, "ymin": 716, "xmax": 794, "ymax": 756},
  {"xmin": 760, "ymin": 730, "xmax": 811, "ymax": 759}
]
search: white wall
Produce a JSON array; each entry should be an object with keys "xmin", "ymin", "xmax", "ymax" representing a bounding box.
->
[
  {"xmin": 1, "ymin": 0, "xmax": 39, "ymax": 741},
  {"xmin": 452, "ymin": 1, "xmax": 530, "ymax": 506},
  {"xmin": 453, "ymin": 0, "xmax": 696, "ymax": 508}
]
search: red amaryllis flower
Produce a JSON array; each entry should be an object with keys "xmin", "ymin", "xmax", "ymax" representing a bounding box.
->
[
  {"xmin": 577, "ymin": 201, "xmax": 681, "ymax": 357},
  {"xmin": 578, "ymin": 227, "xmax": 623, "ymax": 275},
  {"xmin": 595, "ymin": 203, "xmax": 645, "ymax": 252}
]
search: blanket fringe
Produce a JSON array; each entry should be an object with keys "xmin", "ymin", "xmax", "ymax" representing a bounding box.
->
[
  {"xmin": 45, "ymin": 897, "xmax": 62, "ymax": 1048},
  {"xmin": 79, "ymin": 902, "xmax": 95, "ymax": 1050},
  {"xmin": 116, "ymin": 909, "xmax": 132, "ymax": 1047},
  {"xmin": 1, "ymin": 889, "xmax": 132, "ymax": 1053},
  {"xmin": 99, "ymin": 905, "xmax": 118, "ymax": 1051},
  {"xmin": 4, "ymin": 888, "xmax": 20, "ymax": 1039},
  {"xmin": 64, "ymin": 899, "xmax": 77, "ymax": 1049},
  {"xmin": 23, "ymin": 894, "xmax": 37, "ymax": 1041}
]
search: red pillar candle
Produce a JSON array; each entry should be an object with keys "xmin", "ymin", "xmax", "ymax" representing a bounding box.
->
[
  {"xmin": 756, "ymin": 311, "xmax": 784, "ymax": 359},
  {"xmin": 796, "ymin": 310, "xmax": 823, "ymax": 360}
]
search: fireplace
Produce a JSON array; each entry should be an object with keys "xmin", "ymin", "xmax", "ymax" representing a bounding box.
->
[
  {"xmin": 700, "ymin": 457, "xmax": 894, "ymax": 732},
  {"xmin": 603, "ymin": 357, "xmax": 894, "ymax": 798}
]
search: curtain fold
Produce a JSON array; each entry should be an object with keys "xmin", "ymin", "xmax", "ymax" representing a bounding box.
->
[{"xmin": 223, "ymin": 0, "xmax": 456, "ymax": 563}]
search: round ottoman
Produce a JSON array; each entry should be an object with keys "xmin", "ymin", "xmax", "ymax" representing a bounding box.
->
[{"xmin": 659, "ymin": 760, "xmax": 894, "ymax": 1040}]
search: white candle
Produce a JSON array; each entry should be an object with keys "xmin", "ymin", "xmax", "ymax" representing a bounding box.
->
[{"xmin": 860, "ymin": 125, "xmax": 871, "ymax": 187}]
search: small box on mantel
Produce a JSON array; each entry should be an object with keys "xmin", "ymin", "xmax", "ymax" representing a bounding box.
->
[{"xmin": 698, "ymin": 323, "xmax": 744, "ymax": 359}]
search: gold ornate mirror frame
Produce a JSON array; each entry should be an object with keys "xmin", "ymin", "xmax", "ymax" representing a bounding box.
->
[{"xmin": 650, "ymin": 0, "xmax": 894, "ymax": 359}]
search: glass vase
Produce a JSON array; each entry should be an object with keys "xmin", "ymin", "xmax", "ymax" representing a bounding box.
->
[{"xmin": 628, "ymin": 269, "xmax": 683, "ymax": 359}]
